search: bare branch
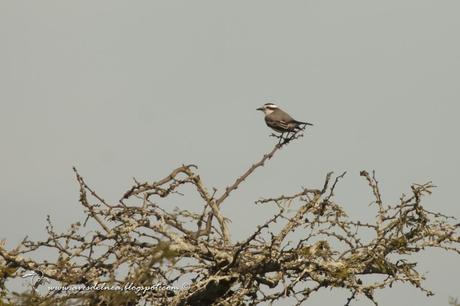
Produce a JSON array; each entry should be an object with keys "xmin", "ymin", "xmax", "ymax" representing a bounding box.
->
[{"xmin": 1, "ymin": 136, "xmax": 458, "ymax": 306}]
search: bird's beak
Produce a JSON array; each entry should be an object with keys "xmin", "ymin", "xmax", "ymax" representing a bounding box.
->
[{"xmin": 256, "ymin": 107, "xmax": 264, "ymax": 111}]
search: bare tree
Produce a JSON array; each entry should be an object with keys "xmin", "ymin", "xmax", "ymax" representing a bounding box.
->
[
  {"xmin": 1, "ymin": 132, "xmax": 459, "ymax": 306},
  {"xmin": 450, "ymin": 297, "xmax": 460, "ymax": 306}
]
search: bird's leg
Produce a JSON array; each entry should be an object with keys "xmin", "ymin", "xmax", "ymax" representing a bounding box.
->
[
  {"xmin": 270, "ymin": 133, "xmax": 285, "ymax": 144},
  {"xmin": 279, "ymin": 132, "xmax": 285, "ymax": 144},
  {"xmin": 280, "ymin": 132, "xmax": 291, "ymax": 145}
]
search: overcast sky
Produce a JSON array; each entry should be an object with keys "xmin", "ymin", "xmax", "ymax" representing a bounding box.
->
[{"xmin": 1, "ymin": 1, "xmax": 459, "ymax": 305}]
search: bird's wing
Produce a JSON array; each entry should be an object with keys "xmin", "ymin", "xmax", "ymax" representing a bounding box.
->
[
  {"xmin": 274, "ymin": 109, "xmax": 296, "ymax": 123},
  {"xmin": 276, "ymin": 109, "xmax": 313, "ymax": 126},
  {"xmin": 265, "ymin": 116, "xmax": 291, "ymax": 132}
]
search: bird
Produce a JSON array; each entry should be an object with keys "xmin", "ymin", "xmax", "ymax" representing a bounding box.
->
[{"xmin": 256, "ymin": 103, "xmax": 313, "ymax": 134}]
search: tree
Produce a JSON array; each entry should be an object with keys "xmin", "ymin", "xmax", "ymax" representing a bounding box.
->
[
  {"xmin": 450, "ymin": 298, "xmax": 460, "ymax": 306},
  {"xmin": 1, "ymin": 132, "xmax": 459, "ymax": 306}
]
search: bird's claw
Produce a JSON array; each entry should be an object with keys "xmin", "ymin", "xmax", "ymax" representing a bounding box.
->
[{"xmin": 269, "ymin": 130, "xmax": 304, "ymax": 145}]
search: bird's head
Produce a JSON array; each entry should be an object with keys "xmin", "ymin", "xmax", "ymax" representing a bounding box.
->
[{"xmin": 256, "ymin": 103, "xmax": 279, "ymax": 115}]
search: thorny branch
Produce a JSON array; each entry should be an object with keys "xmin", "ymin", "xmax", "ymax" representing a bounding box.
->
[{"xmin": 0, "ymin": 130, "xmax": 459, "ymax": 306}]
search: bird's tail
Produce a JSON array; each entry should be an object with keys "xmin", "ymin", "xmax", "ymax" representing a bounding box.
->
[{"xmin": 295, "ymin": 120, "xmax": 313, "ymax": 126}]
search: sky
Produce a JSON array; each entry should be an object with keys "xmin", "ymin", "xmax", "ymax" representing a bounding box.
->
[{"xmin": 1, "ymin": 1, "xmax": 459, "ymax": 305}]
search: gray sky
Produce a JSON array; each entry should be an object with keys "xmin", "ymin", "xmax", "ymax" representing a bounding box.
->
[{"xmin": 1, "ymin": 1, "xmax": 459, "ymax": 305}]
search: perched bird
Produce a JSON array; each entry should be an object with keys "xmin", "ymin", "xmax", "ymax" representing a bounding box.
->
[{"xmin": 256, "ymin": 103, "xmax": 313, "ymax": 133}]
